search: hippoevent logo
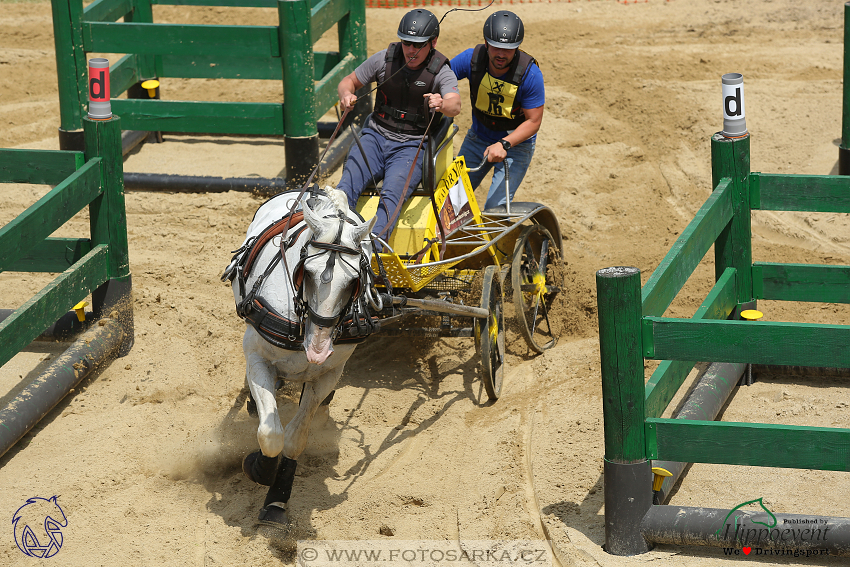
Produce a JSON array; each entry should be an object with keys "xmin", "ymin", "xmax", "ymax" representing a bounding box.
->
[
  {"xmin": 12, "ymin": 496, "xmax": 67, "ymax": 558},
  {"xmin": 715, "ymin": 497, "xmax": 830, "ymax": 552}
]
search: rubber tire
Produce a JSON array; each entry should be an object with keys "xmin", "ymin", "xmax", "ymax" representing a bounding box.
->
[
  {"xmin": 479, "ymin": 265, "xmax": 505, "ymax": 401},
  {"xmin": 511, "ymin": 224, "xmax": 561, "ymax": 353}
]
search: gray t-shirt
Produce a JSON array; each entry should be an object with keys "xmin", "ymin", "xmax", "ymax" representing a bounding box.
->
[{"xmin": 354, "ymin": 48, "xmax": 459, "ymax": 143}]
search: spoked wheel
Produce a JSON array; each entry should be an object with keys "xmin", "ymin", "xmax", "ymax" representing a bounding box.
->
[
  {"xmin": 477, "ymin": 265, "xmax": 505, "ymax": 401},
  {"xmin": 511, "ymin": 224, "xmax": 562, "ymax": 353}
]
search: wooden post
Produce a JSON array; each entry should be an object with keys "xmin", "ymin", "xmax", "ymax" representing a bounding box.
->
[
  {"xmin": 125, "ymin": 0, "xmax": 157, "ymax": 81},
  {"xmin": 841, "ymin": 2, "xmax": 850, "ymax": 174},
  {"xmin": 339, "ymin": 0, "xmax": 372, "ymax": 125},
  {"xmin": 84, "ymin": 115, "xmax": 134, "ymax": 355},
  {"xmin": 711, "ymin": 133, "xmax": 752, "ymax": 305},
  {"xmin": 597, "ymin": 266, "xmax": 651, "ymax": 555},
  {"xmin": 280, "ymin": 0, "xmax": 319, "ymax": 187},
  {"xmin": 51, "ymin": 0, "xmax": 86, "ymax": 149}
]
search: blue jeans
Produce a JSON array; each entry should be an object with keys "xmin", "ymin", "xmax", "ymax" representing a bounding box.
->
[
  {"xmin": 337, "ymin": 127, "xmax": 424, "ymax": 238},
  {"xmin": 457, "ymin": 129, "xmax": 536, "ymax": 210}
]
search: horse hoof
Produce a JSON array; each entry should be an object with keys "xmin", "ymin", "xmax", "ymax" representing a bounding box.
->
[
  {"xmin": 242, "ymin": 451, "xmax": 277, "ymax": 486},
  {"xmin": 246, "ymin": 394, "xmax": 257, "ymax": 417},
  {"xmin": 258, "ymin": 504, "xmax": 291, "ymax": 527}
]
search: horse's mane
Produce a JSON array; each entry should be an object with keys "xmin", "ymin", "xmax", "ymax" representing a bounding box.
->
[{"xmin": 305, "ymin": 187, "xmax": 355, "ymax": 236}]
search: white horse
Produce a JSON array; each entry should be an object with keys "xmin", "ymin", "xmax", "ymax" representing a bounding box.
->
[{"xmin": 223, "ymin": 187, "xmax": 376, "ymax": 528}]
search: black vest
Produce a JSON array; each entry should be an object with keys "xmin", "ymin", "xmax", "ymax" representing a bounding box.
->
[
  {"xmin": 372, "ymin": 42, "xmax": 449, "ymax": 136},
  {"xmin": 469, "ymin": 44, "xmax": 536, "ymax": 132}
]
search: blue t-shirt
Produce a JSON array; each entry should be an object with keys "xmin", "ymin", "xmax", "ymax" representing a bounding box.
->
[{"xmin": 451, "ymin": 47, "xmax": 545, "ymax": 145}]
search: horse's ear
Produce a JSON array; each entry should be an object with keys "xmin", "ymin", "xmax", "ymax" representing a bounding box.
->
[
  {"xmin": 354, "ymin": 215, "xmax": 377, "ymax": 242},
  {"xmin": 302, "ymin": 198, "xmax": 324, "ymax": 238}
]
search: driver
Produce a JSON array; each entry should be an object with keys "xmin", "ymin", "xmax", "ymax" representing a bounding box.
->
[
  {"xmin": 337, "ymin": 9, "xmax": 461, "ymax": 240},
  {"xmin": 451, "ymin": 10, "xmax": 545, "ymax": 210}
]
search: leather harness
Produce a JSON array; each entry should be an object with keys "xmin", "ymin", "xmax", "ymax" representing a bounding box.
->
[{"xmin": 224, "ymin": 203, "xmax": 378, "ymax": 351}]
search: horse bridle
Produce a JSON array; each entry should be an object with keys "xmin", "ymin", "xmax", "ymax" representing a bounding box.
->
[{"xmin": 292, "ymin": 206, "xmax": 373, "ymax": 334}]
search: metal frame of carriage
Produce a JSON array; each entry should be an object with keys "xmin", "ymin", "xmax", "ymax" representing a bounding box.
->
[{"xmin": 353, "ymin": 116, "xmax": 564, "ymax": 401}]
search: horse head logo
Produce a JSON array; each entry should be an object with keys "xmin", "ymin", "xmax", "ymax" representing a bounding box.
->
[{"xmin": 12, "ymin": 496, "xmax": 67, "ymax": 558}]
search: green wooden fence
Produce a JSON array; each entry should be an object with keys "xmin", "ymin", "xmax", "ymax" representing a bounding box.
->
[
  {"xmin": 51, "ymin": 0, "xmax": 367, "ymax": 184},
  {"xmin": 0, "ymin": 115, "xmax": 133, "ymax": 369},
  {"xmin": 598, "ymin": 131, "xmax": 850, "ymax": 553}
]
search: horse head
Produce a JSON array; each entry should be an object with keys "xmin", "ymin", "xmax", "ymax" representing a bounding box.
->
[{"xmin": 299, "ymin": 192, "xmax": 375, "ymax": 364}]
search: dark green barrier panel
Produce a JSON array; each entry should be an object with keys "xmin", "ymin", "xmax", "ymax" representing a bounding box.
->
[
  {"xmin": 642, "ymin": 178, "xmax": 733, "ymax": 318},
  {"xmin": 0, "ymin": 150, "xmax": 84, "ymax": 185},
  {"xmin": 754, "ymin": 262, "xmax": 850, "ymax": 304},
  {"xmin": 0, "ymin": 246, "xmax": 109, "ymax": 370},
  {"xmin": 644, "ymin": 267, "xmax": 737, "ymax": 419},
  {"xmin": 646, "ymin": 418, "xmax": 850, "ymax": 471},
  {"xmin": 84, "ymin": 22, "xmax": 280, "ymax": 58},
  {"xmin": 7, "ymin": 238, "xmax": 92, "ymax": 273},
  {"xmin": 110, "ymin": 99, "xmax": 284, "ymax": 135},
  {"xmin": 0, "ymin": 161, "xmax": 102, "ymax": 273},
  {"xmin": 83, "ymin": 0, "xmax": 133, "ymax": 22},
  {"xmin": 153, "ymin": 0, "xmax": 279, "ymax": 6},
  {"xmin": 644, "ymin": 317, "xmax": 850, "ymax": 368},
  {"xmin": 109, "ymin": 55, "xmax": 141, "ymax": 97},
  {"xmin": 157, "ymin": 51, "xmax": 341, "ymax": 82},
  {"xmin": 751, "ymin": 172, "xmax": 850, "ymax": 213}
]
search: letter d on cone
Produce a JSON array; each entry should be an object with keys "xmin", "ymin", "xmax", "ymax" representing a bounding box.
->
[
  {"xmin": 721, "ymin": 73, "xmax": 746, "ymax": 137},
  {"xmin": 87, "ymin": 58, "xmax": 112, "ymax": 119}
]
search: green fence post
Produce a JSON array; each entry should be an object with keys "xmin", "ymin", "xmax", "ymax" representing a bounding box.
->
[
  {"xmin": 84, "ymin": 115, "xmax": 134, "ymax": 356},
  {"xmin": 125, "ymin": 0, "xmax": 157, "ymax": 82},
  {"xmin": 711, "ymin": 133, "xmax": 752, "ymax": 304},
  {"xmin": 51, "ymin": 0, "xmax": 86, "ymax": 149},
  {"xmin": 841, "ymin": 2, "xmax": 850, "ymax": 174},
  {"xmin": 597, "ymin": 266, "xmax": 651, "ymax": 556},
  {"xmin": 279, "ymin": 0, "xmax": 320, "ymax": 187},
  {"xmin": 339, "ymin": 0, "xmax": 372, "ymax": 124}
]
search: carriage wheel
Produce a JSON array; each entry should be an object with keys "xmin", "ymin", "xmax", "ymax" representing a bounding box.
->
[
  {"xmin": 478, "ymin": 265, "xmax": 505, "ymax": 401},
  {"xmin": 511, "ymin": 224, "xmax": 562, "ymax": 353}
]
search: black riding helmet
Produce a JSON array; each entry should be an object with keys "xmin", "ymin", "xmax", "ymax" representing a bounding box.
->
[
  {"xmin": 483, "ymin": 10, "xmax": 524, "ymax": 50},
  {"xmin": 397, "ymin": 9, "xmax": 440, "ymax": 43}
]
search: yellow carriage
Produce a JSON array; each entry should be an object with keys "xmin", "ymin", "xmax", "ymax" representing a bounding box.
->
[{"xmin": 355, "ymin": 118, "xmax": 564, "ymax": 401}]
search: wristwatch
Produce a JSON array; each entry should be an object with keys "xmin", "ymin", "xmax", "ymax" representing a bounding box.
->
[{"xmin": 499, "ymin": 139, "xmax": 512, "ymax": 151}]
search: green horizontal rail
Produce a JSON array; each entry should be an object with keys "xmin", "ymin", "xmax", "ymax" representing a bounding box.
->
[
  {"xmin": 0, "ymin": 245, "xmax": 109, "ymax": 370},
  {"xmin": 83, "ymin": 22, "xmax": 280, "ymax": 58},
  {"xmin": 311, "ymin": 0, "xmax": 349, "ymax": 42},
  {"xmin": 152, "ymin": 0, "xmax": 280, "ymax": 6},
  {"xmin": 642, "ymin": 178, "xmax": 733, "ymax": 317},
  {"xmin": 314, "ymin": 53, "xmax": 358, "ymax": 118},
  {"xmin": 754, "ymin": 262, "xmax": 850, "ymax": 304},
  {"xmin": 158, "ymin": 50, "xmax": 340, "ymax": 81},
  {"xmin": 646, "ymin": 418, "xmax": 850, "ymax": 471},
  {"xmin": 644, "ymin": 267, "xmax": 738, "ymax": 419},
  {"xmin": 751, "ymin": 172, "xmax": 850, "ymax": 213},
  {"xmin": 0, "ymin": 150, "xmax": 84, "ymax": 185},
  {"xmin": 643, "ymin": 317, "xmax": 850, "ymax": 368},
  {"xmin": 6, "ymin": 238, "xmax": 92, "ymax": 273},
  {"xmin": 83, "ymin": 0, "xmax": 133, "ymax": 22},
  {"xmin": 109, "ymin": 99, "xmax": 284, "ymax": 135},
  {"xmin": 0, "ymin": 160, "xmax": 102, "ymax": 274},
  {"xmin": 109, "ymin": 55, "xmax": 140, "ymax": 98}
]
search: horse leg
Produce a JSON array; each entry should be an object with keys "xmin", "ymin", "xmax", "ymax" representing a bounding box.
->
[
  {"xmin": 300, "ymin": 385, "xmax": 335, "ymax": 427},
  {"xmin": 245, "ymin": 373, "xmax": 258, "ymax": 417},
  {"xmin": 259, "ymin": 368, "xmax": 342, "ymax": 527},
  {"xmin": 243, "ymin": 352, "xmax": 283, "ymax": 486}
]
